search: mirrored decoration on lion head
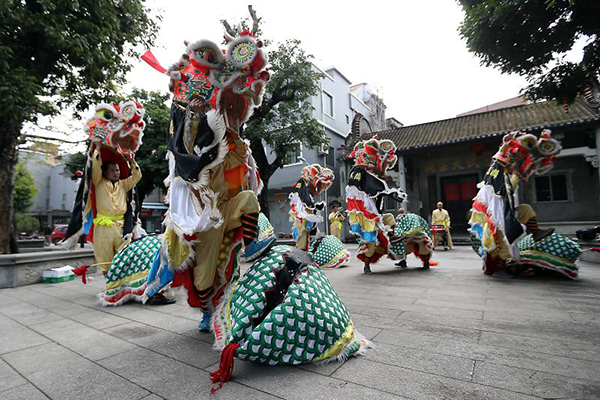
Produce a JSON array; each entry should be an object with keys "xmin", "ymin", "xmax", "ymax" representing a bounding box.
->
[
  {"xmin": 349, "ymin": 136, "xmax": 398, "ymax": 175},
  {"xmin": 492, "ymin": 130, "xmax": 561, "ymax": 181},
  {"xmin": 85, "ymin": 101, "xmax": 146, "ymax": 156},
  {"xmin": 301, "ymin": 164, "xmax": 334, "ymax": 195}
]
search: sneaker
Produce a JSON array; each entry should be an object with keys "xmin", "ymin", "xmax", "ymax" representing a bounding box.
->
[
  {"xmin": 532, "ymin": 228, "xmax": 555, "ymax": 242},
  {"xmin": 395, "ymin": 260, "xmax": 407, "ymax": 268},
  {"xmin": 363, "ymin": 265, "xmax": 373, "ymax": 275},
  {"xmin": 198, "ymin": 311, "xmax": 212, "ymax": 332}
]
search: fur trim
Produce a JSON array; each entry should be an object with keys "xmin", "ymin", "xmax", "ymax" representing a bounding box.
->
[
  {"xmin": 186, "ymin": 39, "xmax": 223, "ymax": 68},
  {"xmin": 62, "ymin": 227, "xmax": 83, "ymax": 251},
  {"xmin": 189, "ymin": 110, "xmax": 228, "ymax": 191}
]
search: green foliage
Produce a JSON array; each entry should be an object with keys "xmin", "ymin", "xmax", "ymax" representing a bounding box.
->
[
  {"xmin": 13, "ymin": 163, "xmax": 38, "ymax": 214},
  {"xmin": 65, "ymin": 152, "xmax": 88, "ymax": 177},
  {"xmin": 15, "ymin": 213, "xmax": 39, "ymax": 235},
  {"xmin": 244, "ymin": 38, "xmax": 328, "ymax": 178},
  {"xmin": 0, "ymin": 0, "xmax": 160, "ymax": 124},
  {"xmin": 458, "ymin": 0, "xmax": 600, "ymax": 104}
]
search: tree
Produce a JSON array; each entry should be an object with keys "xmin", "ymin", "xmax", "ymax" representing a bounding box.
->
[
  {"xmin": 13, "ymin": 163, "xmax": 39, "ymax": 236},
  {"xmin": 222, "ymin": 10, "xmax": 329, "ymax": 217},
  {"xmin": 458, "ymin": 0, "xmax": 600, "ymax": 104},
  {"xmin": 0, "ymin": 0, "xmax": 159, "ymax": 253},
  {"xmin": 13, "ymin": 163, "xmax": 38, "ymax": 214}
]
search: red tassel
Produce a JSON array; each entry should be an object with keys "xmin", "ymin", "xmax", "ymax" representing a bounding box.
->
[
  {"xmin": 72, "ymin": 265, "xmax": 88, "ymax": 285},
  {"xmin": 210, "ymin": 342, "xmax": 240, "ymax": 394},
  {"xmin": 141, "ymin": 49, "xmax": 167, "ymax": 74}
]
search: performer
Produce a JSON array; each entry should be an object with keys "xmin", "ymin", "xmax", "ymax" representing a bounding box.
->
[
  {"xmin": 345, "ymin": 136, "xmax": 407, "ymax": 274},
  {"xmin": 431, "ymin": 202, "xmax": 453, "ymax": 250},
  {"xmin": 64, "ymin": 101, "xmax": 175, "ymax": 306},
  {"xmin": 391, "ymin": 208, "xmax": 434, "ymax": 269},
  {"xmin": 469, "ymin": 130, "xmax": 577, "ymax": 277},
  {"xmin": 329, "ymin": 205, "xmax": 345, "ymax": 240},
  {"xmin": 211, "ymin": 235, "xmax": 367, "ymax": 390},
  {"xmin": 289, "ymin": 164, "xmax": 334, "ymax": 250},
  {"xmin": 89, "ymin": 139, "xmax": 141, "ymax": 271},
  {"xmin": 141, "ymin": 21, "xmax": 270, "ymax": 330}
]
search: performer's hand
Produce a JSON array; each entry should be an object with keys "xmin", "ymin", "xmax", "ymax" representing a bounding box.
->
[{"xmin": 189, "ymin": 96, "xmax": 207, "ymax": 115}]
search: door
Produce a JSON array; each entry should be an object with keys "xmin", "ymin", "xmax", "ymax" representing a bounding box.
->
[{"xmin": 440, "ymin": 174, "xmax": 478, "ymax": 233}]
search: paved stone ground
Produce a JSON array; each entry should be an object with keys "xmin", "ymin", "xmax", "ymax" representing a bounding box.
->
[{"xmin": 1, "ymin": 245, "xmax": 600, "ymax": 400}]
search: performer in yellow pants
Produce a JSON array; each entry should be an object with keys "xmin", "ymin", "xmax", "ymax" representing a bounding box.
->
[
  {"xmin": 329, "ymin": 206, "xmax": 345, "ymax": 240},
  {"xmin": 90, "ymin": 144, "xmax": 141, "ymax": 273}
]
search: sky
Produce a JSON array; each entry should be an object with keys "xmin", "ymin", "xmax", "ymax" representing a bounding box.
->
[
  {"xmin": 125, "ymin": 0, "xmax": 530, "ymax": 126},
  {"xmin": 34, "ymin": 0, "xmax": 535, "ymax": 152}
]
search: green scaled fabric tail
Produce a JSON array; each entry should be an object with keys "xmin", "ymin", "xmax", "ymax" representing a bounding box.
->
[
  {"xmin": 389, "ymin": 213, "xmax": 433, "ymax": 261},
  {"xmin": 517, "ymin": 232, "xmax": 580, "ymax": 279},
  {"xmin": 102, "ymin": 235, "xmax": 162, "ymax": 306},
  {"xmin": 213, "ymin": 245, "xmax": 368, "ymax": 367}
]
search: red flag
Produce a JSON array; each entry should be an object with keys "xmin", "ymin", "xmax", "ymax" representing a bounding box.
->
[{"xmin": 141, "ymin": 49, "xmax": 167, "ymax": 74}]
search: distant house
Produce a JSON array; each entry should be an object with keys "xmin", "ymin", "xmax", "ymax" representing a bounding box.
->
[
  {"xmin": 376, "ymin": 97, "xmax": 600, "ymax": 236},
  {"xmin": 265, "ymin": 65, "xmax": 389, "ymax": 237},
  {"xmin": 19, "ymin": 149, "xmax": 79, "ymax": 229}
]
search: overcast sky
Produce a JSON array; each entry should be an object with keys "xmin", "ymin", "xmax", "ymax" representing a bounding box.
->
[
  {"xmin": 36, "ymin": 0, "xmax": 537, "ymax": 153},
  {"xmin": 126, "ymin": 0, "xmax": 530, "ymax": 126}
]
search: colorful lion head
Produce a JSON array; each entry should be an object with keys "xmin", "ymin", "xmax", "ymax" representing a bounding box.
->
[
  {"xmin": 165, "ymin": 29, "xmax": 269, "ymax": 127},
  {"xmin": 85, "ymin": 101, "xmax": 146, "ymax": 157},
  {"xmin": 492, "ymin": 129, "xmax": 561, "ymax": 180},
  {"xmin": 349, "ymin": 136, "xmax": 398, "ymax": 175},
  {"xmin": 301, "ymin": 164, "xmax": 334, "ymax": 195}
]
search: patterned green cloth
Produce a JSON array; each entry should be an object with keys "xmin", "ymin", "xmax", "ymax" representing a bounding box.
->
[
  {"xmin": 308, "ymin": 235, "xmax": 349, "ymax": 269},
  {"xmin": 103, "ymin": 236, "xmax": 162, "ymax": 306},
  {"xmin": 389, "ymin": 213, "xmax": 432, "ymax": 260},
  {"xmin": 518, "ymin": 232, "xmax": 580, "ymax": 279},
  {"xmin": 214, "ymin": 245, "xmax": 366, "ymax": 365}
]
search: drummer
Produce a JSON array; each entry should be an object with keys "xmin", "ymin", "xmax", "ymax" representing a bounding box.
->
[{"xmin": 432, "ymin": 202, "xmax": 453, "ymax": 250}]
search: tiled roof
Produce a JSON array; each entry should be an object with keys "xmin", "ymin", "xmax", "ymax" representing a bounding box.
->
[{"xmin": 377, "ymin": 98, "xmax": 600, "ymax": 152}]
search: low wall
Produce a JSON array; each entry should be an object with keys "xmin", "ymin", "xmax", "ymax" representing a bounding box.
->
[{"xmin": 0, "ymin": 249, "xmax": 95, "ymax": 288}]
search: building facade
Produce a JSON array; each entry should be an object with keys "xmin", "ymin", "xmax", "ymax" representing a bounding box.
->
[
  {"xmin": 265, "ymin": 66, "xmax": 382, "ymax": 237},
  {"xmin": 377, "ymin": 97, "xmax": 600, "ymax": 236},
  {"xmin": 20, "ymin": 150, "xmax": 79, "ymax": 229}
]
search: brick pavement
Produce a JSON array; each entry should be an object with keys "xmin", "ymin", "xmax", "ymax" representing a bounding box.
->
[{"xmin": 1, "ymin": 245, "xmax": 599, "ymax": 399}]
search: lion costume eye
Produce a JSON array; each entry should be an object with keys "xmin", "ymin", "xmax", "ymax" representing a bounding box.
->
[{"xmin": 102, "ymin": 110, "xmax": 113, "ymax": 120}]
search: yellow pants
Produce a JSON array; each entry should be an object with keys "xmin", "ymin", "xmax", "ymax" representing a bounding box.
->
[
  {"xmin": 364, "ymin": 213, "xmax": 396, "ymax": 258},
  {"xmin": 330, "ymin": 223, "xmax": 342, "ymax": 240},
  {"xmin": 193, "ymin": 190, "xmax": 259, "ymax": 292},
  {"xmin": 93, "ymin": 223, "xmax": 129, "ymax": 273}
]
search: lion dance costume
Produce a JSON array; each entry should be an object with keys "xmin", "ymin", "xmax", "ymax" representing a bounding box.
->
[
  {"xmin": 289, "ymin": 164, "xmax": 334, "ymax": 250},
  {"xmin": 345, "ymin": 137, "xmax": 407, "ymax": 274},
  {"xmin": 469, "ymin": 130, "xmax": 581, "ymax": 278},
  {"xmin": 211, "ymin": 235, "xmax": 368, "ymax": 391},
  {"xmin": 389, "ymin": 212, "xmax": 434, "ymax": 269},
  {"xmin": 141, "ymin": 24, "xmax": 269, "ymax": 329}
]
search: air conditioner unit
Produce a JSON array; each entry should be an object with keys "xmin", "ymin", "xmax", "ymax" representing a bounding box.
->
[{"xmin": 318, "ymin": 145, "xmax": 329, "ymax": 155}]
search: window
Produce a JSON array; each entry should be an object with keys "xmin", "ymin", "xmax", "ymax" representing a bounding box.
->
[
  {"xmin": 323, "ymin": 91, "xmax": 334, "ymax": 117},
  {"xmin": 534, "ymin": 174, "xmax": 569, "ymax": 202},
  {"xmin": 385, "ymin": 195, "xmax": 398, "ymax": 211},
  {"xmin": 326, "ymin": 147, "xmax": 335, "ymax": 167},
  {"xmin": 283, "ymin": 142, "xmax": 302, "ymax": 166}
]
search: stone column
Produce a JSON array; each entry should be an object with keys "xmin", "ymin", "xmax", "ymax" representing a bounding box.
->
[{"xmin": 396, "ymin": 154, "xmax": 407, "ymax": 208}]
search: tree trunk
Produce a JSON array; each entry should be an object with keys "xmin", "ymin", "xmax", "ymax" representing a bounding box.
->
[{"xmin": 0, "ymin": 121, "xmax": 21, "ymax": 254}]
